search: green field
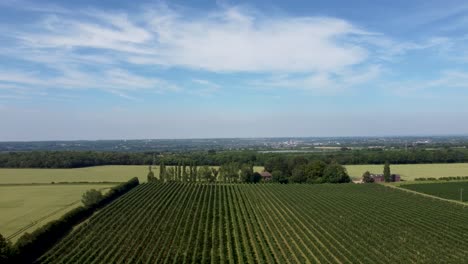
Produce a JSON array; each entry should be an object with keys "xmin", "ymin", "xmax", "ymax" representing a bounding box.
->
[
  {"xmin": 39, "ymin": 183, "xmax": 468, "ymax": 263},
  {"xmin": 346, "ymin": 163, "xmax": 468, "ymax": 180},
  {"xmin": 0, "ymin": 183, "xmax": 115, "ymax": 241},
  {"xmin": 400, "ymin": 182, "xmax": 468, "ymax": 202},
  {"xmin": 0, "ymin": 165, "xmax": 265, "ymax": 184}
]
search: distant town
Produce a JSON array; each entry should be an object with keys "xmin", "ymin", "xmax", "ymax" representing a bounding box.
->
[{"xmin": 1, "ymin": 136, "xmax": 468, "ymax": 152}]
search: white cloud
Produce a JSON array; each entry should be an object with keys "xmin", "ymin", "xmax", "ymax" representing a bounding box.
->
[
  {"xmin": 11, "ymin": 5, "xmax": 373, "ymax": 73},
  {"xmin": 358, "ymin": 35, "xmax": 453, "ymax": 62},
  {"xmin": 0, "ymin": 67, "xmax": 180, "ymax": 94},
  {"xmin": 0, "ymin": 2, "xmax": 457, "ymax": 98}
]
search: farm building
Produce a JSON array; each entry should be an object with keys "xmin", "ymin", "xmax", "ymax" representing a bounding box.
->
[
  {"xmin": 259, "ymin": 171, "xmax": 272, "ymax": 181},
  {"xmin": 370, "ymin": 173, "xmax": 401, "ymax": 183}
]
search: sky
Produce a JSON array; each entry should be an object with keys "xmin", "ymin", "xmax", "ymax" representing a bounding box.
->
[{"xmin": 1, "ymin": 0, "xmax": 468, "ymax": 140}]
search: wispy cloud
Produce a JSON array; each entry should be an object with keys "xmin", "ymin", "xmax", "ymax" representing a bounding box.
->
[
  {"xmin": 10, "ymin": 6, "xmax": 375, "ymax": 73},
  {"xmin": 0, "ymin": 3, "xmax": 391, "ymax": 98},
  {"xmin": 0, "ymin": 68, "xmax": 180, "ymax": 93},
  {"xmin": 385, "ymin": 70, "xmax": 468, "ymax": 97},
  {"xmin": 0, "ymin": 1, "xmax": 462, "ymax": 99},
  {"xmin": 250, "ymin": 65, "xmax": 382, "ymax": 93},
  {"xmin": 190, "ymin": 79, "xmax": 221, "ymax": 96}
]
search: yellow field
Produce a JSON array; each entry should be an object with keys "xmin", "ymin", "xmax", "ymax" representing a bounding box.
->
[
  {"xmin": 346, "ymin": 163, "xmax": 468, "ymax": 181},
  {"xmin": 0, "ymin": 184, "xmax": 115, "ymax": 241},
  {"xmin": 0, "ymin": 165, "xmax": 265, "ymax": 184},
  {"xmin": 1, "ymin": 164, "xmax": 467, "ymax": 183}
]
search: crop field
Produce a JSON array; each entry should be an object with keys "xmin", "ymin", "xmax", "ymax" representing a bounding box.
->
[
  {"xmin": 400, "ymin": 182, "xmax": 468, "ymax": 202},
  {"xmin": 0, "ymin": 183, "xmax": 115, "ymax": 241},
  {"xmin": 2, "ymin": 163, "xmax": 467, "ymax": 184},
  {"xmin": 346, "ymin": 163, "xmax": 468, "ymax": 180},
  {"xmin": 39, "ymin": 183, "xmax": 468, "ymax": 263},
  {"xmin": 0, "ymin": 165, "xmax": 265, "ymax": 184}
]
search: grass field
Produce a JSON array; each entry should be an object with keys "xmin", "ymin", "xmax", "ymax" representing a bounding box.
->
[
  {"xmin": 400, "ymin": 182, "xmax": 468, "ymax": 202},
  {"xmin": 0, "ymin": 165, "xmax": 265, "ymax": 184},
  {"xmin": 0, "ymin": 183, "xmax": 115, "ymax": 241},
  {"xmin": 346, "ymin": 163, "xmax": 468, "ymax": 180},
  {"xmin": 40, "ymin": 183, "xmax": 468, "ymax": 263}
]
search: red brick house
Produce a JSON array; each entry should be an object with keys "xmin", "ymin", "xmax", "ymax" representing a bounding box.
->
[
  {"xmin": 370, "ymin": 173, "xmax": 401, "ymax": 182},
  {"xmin": 259, "ymin": 171, "xmax": 272, "ymax": 181}
]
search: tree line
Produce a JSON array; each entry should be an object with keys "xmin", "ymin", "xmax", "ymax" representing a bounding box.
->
[
  {"xmin": 148, "ymin": 160, "xmax": 351, "ymax": 184},
  {"xmin": 2, "ymin": 148, "xmax": 468, "ymax": 169}
]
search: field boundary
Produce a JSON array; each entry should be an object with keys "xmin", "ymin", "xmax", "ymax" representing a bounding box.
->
[
  {"xmin": 384, "ymin": 183, "xmax": 468, "ymax": 207},
  {"xmin": 4, "ymin": 186, "xmax": 114, "ymax": 240},
  {"xmin": 6, "ymin": 201, "xmax": 82, "ymax": 240}
]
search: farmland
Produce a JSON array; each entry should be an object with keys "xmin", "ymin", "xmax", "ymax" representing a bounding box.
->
[
  {"xmin": 400, "ymin": 182, "xmax": 468, "ymax": 202},
  {"xmin": 0, "ymin": 165, "xmax": 265, "ymax": 184},
  {"xmin": 0, "ymin": 183, "xmax": 115, "ymax": 241},
  {"xmin": 2, "ymin": 163, "xmax": 468, "ymax": 184},
  {"xmin": 39, "ymin": 183, "xmax": 468, "ymax": 263},
  {"xmin": 345, "ymin": 163, "xmax": 468, "ymax": 180}
]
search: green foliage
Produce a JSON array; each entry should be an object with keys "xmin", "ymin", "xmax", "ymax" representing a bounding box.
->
[
  {"xmin": 177, "ymin": 162, "xmax": 182, "ymax": 182},
  {"xmin": 383, "ymin": 162, "xmax": 391, "ymax": 182},
  {"xmin": 210, "ymin": 168, "xmax": 219, "ymax": 182},
  {"xmin": 220, "ymin": 163, "xmax": 240, "ymax": 183},
  {"xmin": 198, "ymin": 166, "xmax": 215, "ymax": 182},
  {"xmin": 4, "ymin": 147, "xmax": 468, "ymax": 170},
  {"xmin": 159, "ymin": 163, "xmax": 166, "ymax": 182},
  {"xmin": 193, "ymin": 163, "xmax": 199, "ymax": 182},
  {"xmin": 240, "ymin": 164, "xmax": 254, "ymax": 183},
  {"xmin": 0, "ymin": 234, "xmax": 13, "ymax": 263},
  {"xmin": 290, "ymin": 166, "xmax": 308, "ymax": 183},
  {"xmin": 272, "ymin": 170, "xmax": 288, "ymax": 184},
  {"xmin": 304, "ymin": 160, "xmax": 327, "ymax": 183},
  {"xmin": 415, "ymin": 176, "xmax": 468, "ymax": 181},
  {"xmin": 362, "ymin": 171, "xmax": 374, "ymax": 183},
  {"xmin": 264, "ymin": 157, "xmax": 289, "ymax": 175},
  {"xmin": 323, "ymin": 163, "xmax": 351, "ymax": 183},
  {"xmin": 289, "ymin": 160, "xmax": 340, "ymax": 184},
  {"xmin": 165, "ymin": 167, "xmax": 175, "ymax": 181},
  {"xmin": 251, "ymin": 172, "xmax": 262, "ymax": 183},
  {"xmin": 147, "ymin": 165, "xmax": 156, "ymax": 182},
  {"xmin": 182, "ymin": 162, "xmax": 188, "ymax": 182},
  {"xmin": 81, "ymin": 189, "xmax": 103, "ymax": 207}
]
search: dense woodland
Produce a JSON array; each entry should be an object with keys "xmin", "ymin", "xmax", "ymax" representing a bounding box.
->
[{"xmin": 1, "ymin": 148, "xmax": 468, "ymax": 168}]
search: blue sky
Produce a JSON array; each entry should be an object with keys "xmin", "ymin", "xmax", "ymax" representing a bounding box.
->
[{"xmin": 1, "ymin": 0, "xmax": 468, "ymax": 140}]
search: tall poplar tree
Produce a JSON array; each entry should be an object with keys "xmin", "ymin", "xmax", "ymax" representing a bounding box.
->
[
  {"xmin": 177, "ymin": 162, "xmax": 182, "ymax": 181},
  {"xmin": 182, "ymin": 162, "xmax": 187, "ymax": 182},
  {"xmin": 193, "ymin": 162, "xmax": 197, "ymax": 182},
  {"xmin": 189, "ymin": 163, "xmax": 193, "ymax": 181},
  {"xmin": 383, "ymin": 162, "xmax": 391, "ymax": 182}
]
